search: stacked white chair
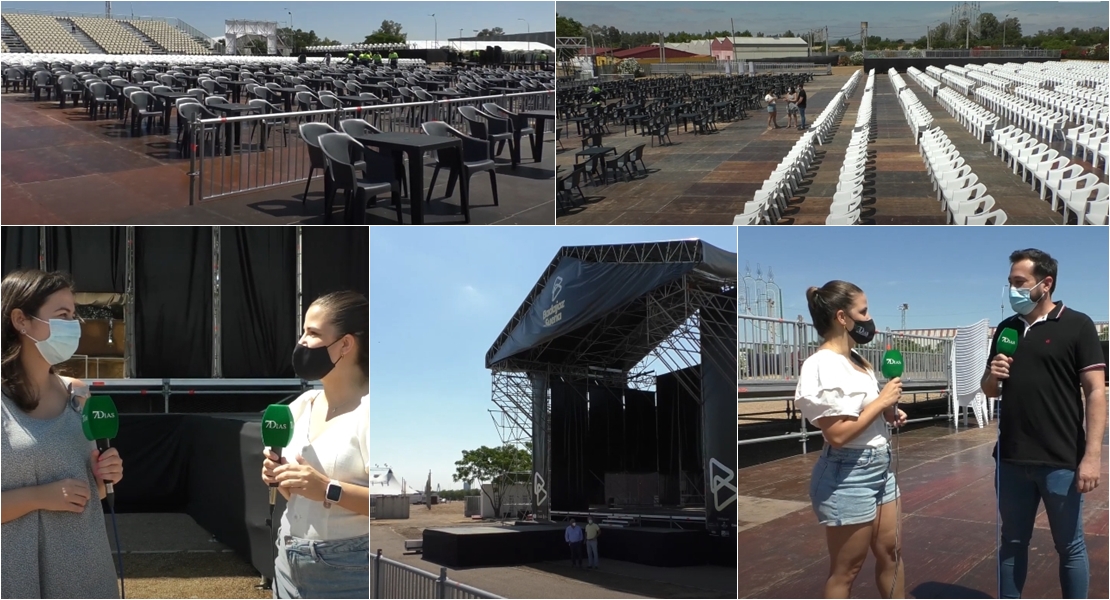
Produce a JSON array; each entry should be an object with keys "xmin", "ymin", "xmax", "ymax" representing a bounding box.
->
[
  {"xmin": 976, "ymin": 86, "xmax": 1066, "ymax": 142},
  {"xmin": 892, "ymin": 70, "xmax": 934, "ymax": 142},
  {"xmin": 827, "ymin": 70, "xmax": 875, "ymax": 225},
  {"xmin": 935, "ymin": 87, "xmax": 999, "ymax": 143},
  {"xmin": 918, "ymin": 127, "xmax": 1001, "ymax": 225}
]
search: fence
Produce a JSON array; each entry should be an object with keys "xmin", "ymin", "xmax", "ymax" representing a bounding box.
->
[
  {"xmin": 647, "ymin": 61, "xmax": 827, "ymax": 76},
  {"xmin": 371, "ymin": 550, "xmax": 502, "ymax": 599},
  {"xmin": 738, "ymin": 315, "xmax": 952, "ymax": 383},
  {"xmin": 188, "ymin": 90, "xmax": 553, "ymax": 204},
  {"xmin": 863, "ymin": 49, "xmax": 1061, "ymax": 59}
]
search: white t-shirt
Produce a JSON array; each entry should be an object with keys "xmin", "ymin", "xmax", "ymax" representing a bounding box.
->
[
  {"xmin": 765, "ymin": 93, "xmax": 776, "ymax": 106},
  {"xmin": 277, "ymin": 390, "xmax": 369, "ymax": 541},
  {"xmin": 795, "ymin": 349, "xmax": 889, "ymax": 448}
]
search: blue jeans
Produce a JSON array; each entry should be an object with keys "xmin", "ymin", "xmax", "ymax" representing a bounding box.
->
[
  {"xmin": 798, "ymin": 106, "xmax": 807, "ymax": 128},
  {"xmin": 996, "ymin": 460, "xmax": 1088, "ymax": 599},
  {"xmin": 586, "ymin": 539, "xmax": 599, "ymax": 567},
  {"xmin": 274, "ymin": 534, "xmax": 369, "ymax": 599}
]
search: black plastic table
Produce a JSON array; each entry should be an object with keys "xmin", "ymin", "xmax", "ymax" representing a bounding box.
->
[
  {"xmin": 520, "ymin": 110, "xmax": 555, "ymax": 163},
  {"xmin": 350, "ymin": 132, "xmax": 464, "ymax": 224},
  {"xmin": 207, "ymin": 103, "xmax": 258, "ymax": 155}
]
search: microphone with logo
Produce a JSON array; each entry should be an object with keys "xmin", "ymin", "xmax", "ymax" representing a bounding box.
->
[
  {"xmin": 261, "ymin": 404, "xmax": 294, "ymax": 526},
  {"xmin": 881, "ymin": 346, "xmax": 905, "ymax": 421},
  {"xmin": 81, "ymin": 395, "xmax": 120, "ymax": 508},
  {"xmin": 996, "ymin": 327, "xmax": 1019, "ymax": 396}
]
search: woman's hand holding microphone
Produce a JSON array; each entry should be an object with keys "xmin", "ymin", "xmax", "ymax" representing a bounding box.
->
[
  {"xmin": 879, "ymin": 377, "xmax": 907, "ymax": 428},
  {"xmin": 262, "ymin": 450, "xmax": 329, "ymax": 502}
]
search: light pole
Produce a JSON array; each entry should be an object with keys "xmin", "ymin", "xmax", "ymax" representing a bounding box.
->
[
  {"xmin": 518, "ymin": 18, "xmax": 530, "ymax": 52},
  {"xmin": 285, "ymin": 8, "xmax": 292, "ymax": 31},
  {"xmin": 429, "ymin": 14, "xmax": 437, "ymax": 49},
  {"xmin": 1003, "ymin": 14, "xmax": 1009, "ymax": 49}
]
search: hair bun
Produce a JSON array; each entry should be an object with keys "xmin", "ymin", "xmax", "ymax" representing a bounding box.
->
[{"xmin": 806, "ymin": 286, "xmax": 821, "ymax": 304}]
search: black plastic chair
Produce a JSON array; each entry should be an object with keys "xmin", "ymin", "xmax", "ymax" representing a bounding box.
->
[
  {"xmin": 458, "ymin": 105, "xmax": 515, "ymax": 164},
  {"xmin": 128, "ymin": 91, "xmax": 163, "ymax": 133},
  {"xmin": 299, "ymin": 122, "xmax": 360, "ymax": 211},
  {"xmin": 176, "ymin": 102, "xmax": 220, "ymax": 156},
  {"xmin": 248, "ymin": 98, "xmax": 288, "ymax": 149},
  {"xmin": 318, "ymin": 132, "xmax": 402, "ymax": 224},
  {"xmin": 87, "ymin": 82, "xmax": 116, "ymax": 120},
  {"xmin": 483, "ymin": 103, "xmax": 537, "ymax": 163},
  {"xmin": 422, "ymin": 121, "xmax": 498, "ymax": 223}
]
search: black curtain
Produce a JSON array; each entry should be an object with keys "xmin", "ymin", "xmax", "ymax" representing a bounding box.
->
[
  {"xmin": 135, "ymin": 227, "xmax": 212, "ymax": 378},
  {"xmin": 624, "ymin": 389, "xmax": 657, "ymax": 473},
  {"xmin": 302, "ymin": 226, "xmax": 369, "ymax": 306},
  {"xmin": 700, "ymin": 288, "xmax": 738, "ymax": 530},
  {"xmin": 551, "ymin": 378, "xmax": 589, "ymax": 512},
  {"xmin": 220, "ymin": 228, "xmax": 297, "ymax": 378},
  {"xmin": 2, "ymin": 226, "xmax": 40, "ymax": 276},
  {"xmin": 44, "ymin": 227, "xmax": 125, "ymax": 293}
]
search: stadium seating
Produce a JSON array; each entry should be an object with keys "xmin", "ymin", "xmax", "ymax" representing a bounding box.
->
[
  {"xmin": 4, "ymin": 14, "xmax": 87, "ymax": 54},
  {"xmin": 125, "ymin": 19, "xmax": 210, "ymax": 55},
  {"xmin": 71, "ymin": 17, "xmax": 150, "ymax": 55}
]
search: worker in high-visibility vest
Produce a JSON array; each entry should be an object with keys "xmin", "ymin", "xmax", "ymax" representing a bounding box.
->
[
  {"xmin": 538, "ymin": 51, "xmax": 547, "ymax": 69},
  {"xmin": 388, "ymin": 50, "xmax": 399, "ymax": 68},
  {"xmin": 373, "ymin": 52, "xmax": 383, "ymax": 66}
]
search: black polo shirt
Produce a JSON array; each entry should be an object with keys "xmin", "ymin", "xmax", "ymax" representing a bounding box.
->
[
  {"xmin": 989, "ymin": 301, "xmax": 1106, "ymax": 469},
  {"xmin": 796, "ymin": 88, "xmax": 807, "ymax": 109}
]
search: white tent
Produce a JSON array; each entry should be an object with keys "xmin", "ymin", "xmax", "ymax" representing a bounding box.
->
[{"xmin": 369, "ymin": 468, "xmax": 405, "ymax": 497}]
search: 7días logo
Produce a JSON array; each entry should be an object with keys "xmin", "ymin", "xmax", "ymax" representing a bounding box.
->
[
  {"xmin": 264, "ymin": 421, "xmax": 288, "ymax": 429},
  {"xmin": 885, "ymin": 357, "xmax": 902, "ymax": 365},
  {"xmin": 86, "ymin": 410, "xmax": 116, "ymax": 419}
]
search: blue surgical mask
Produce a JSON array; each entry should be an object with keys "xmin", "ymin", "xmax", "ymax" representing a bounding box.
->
[
  {"xmin": 25, "ymin": 316, "xmax": 82, "ymax": 365},
  {"xmin": 1008, "ymin": 279, "xmax": 1045, "ymax": 316}
]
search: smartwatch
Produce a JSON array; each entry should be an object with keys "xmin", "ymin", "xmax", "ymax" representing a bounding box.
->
[{"xmin": 324, "ymin": 480, "xmax": 343, "ymax": 508}]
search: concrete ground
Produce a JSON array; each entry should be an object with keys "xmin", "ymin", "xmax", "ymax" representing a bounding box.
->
[
  {"xmin": 371, "ymin": 502, "xmax": 736, "ymax": 599},
  {"xmin": 0, "ymin": 92, "xmax": 555, "ymax": 225},
  {"xmin": 103, "ymin": 513, "xmax": 269, "ymax": 599}
]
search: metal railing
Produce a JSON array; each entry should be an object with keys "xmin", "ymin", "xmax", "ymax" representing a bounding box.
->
[
  {"xmin": 188, "ymin": 90, "xmax": 553, "ymax": 203},
  {"xmin": 738, "ymin": 315, "xmax": 952, "ymax": 383},
  {"xmin": 647, "ymin": 61, "xmax": 827, "ymax": 76},
  {"xmin": 371, "ymin": 550, "xmax": 502, "ymax": 599},
  {"xmin": 863, "ymin": 49, "xmax": 1061, "ymax": 59}
]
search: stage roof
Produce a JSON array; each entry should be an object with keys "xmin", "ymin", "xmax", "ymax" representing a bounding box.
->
[{"xmin": 485, "ymin": 239, "xmax": 737, "ymax": 373}]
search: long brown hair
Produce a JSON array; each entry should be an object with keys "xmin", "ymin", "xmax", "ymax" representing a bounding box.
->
[
  {"xmin": 310, "ymin": 291, "xmax": 368, "ymax": 381},
  {"xmin": 806, "ymin": 280, "xmax": 873, "ymax": 371},
  {"xmin": 1, "ymin": 269, "xmax": 76, "ymax": 411}
]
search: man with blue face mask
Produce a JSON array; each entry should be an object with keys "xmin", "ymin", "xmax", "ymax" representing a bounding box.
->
[{"xmin": 981, "ymin": 248, "xmax": 1106, "ymax": 599}]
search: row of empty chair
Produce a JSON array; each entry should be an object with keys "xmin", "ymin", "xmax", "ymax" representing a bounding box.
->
[
  {"xmin": 125, "ymin": 19, "xmax": 210, "ymax": 55},
  {"xmin": 992, "ymin": 125, "xmax": 1108, "ymax": 224},
  {"xmin": 826, "ymin": 69, "xmax": 876, "ymax": 225},
  {"xmin": 939, "ymin": 70, "xmax": 977, "ymax": 96},
  {"xmin": 920, "ymin": 127, "xmax": 1005, "ymax": 224},
  {"xmin": 963, "ymin": 68, "xmax": 1016, "ymax": 93},
  {"xmin": 1012, "ymin": 85, "xmax": 1108, "ymax": 129},
  {"xmin": 974, "ymin": 86, "xmax": 1066, "ymax": 142},
  {"xmin": 1064, "ymin": 124, "xmax": 1110, "ymax": 176},
  {"xmin": 734, "ymin": 70, "xmax": 862, "ymax": 225},
  {"xmin": 4, "ymin": 14, "xmax": 87, "ymax": 54},
  {"xmin": 934, "ymin": 86, "xmax": 999, "ymax": 143},
  {"xmin": 890, "ymin": 69, "xmax": 934, "ymax": 142},
  {"xmin": 905, "ymin": 66, "xmax": 942, "ymax": 98},
  {"xmin": 71, "ymin": 17, "xmax": 151, "ymax": 55}
]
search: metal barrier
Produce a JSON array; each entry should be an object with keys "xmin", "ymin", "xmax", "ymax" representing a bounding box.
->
[
  {"xmin": 647, "ymin": 62, "xmax": 826, "ymax": 76},
  {"xmin": 738, "ymin": 315, "xmax": 951, "ymax": 384},
  {"xmin": 865, "ymin": 49, "xmax": 1061, "ymax": 59},
  {"xmin": 187, "ymin": 90, "xmax": 553, "ymax": 204},
  {"xmin": 371, "ymin": 550, "xmax": 503, "ymax": 599}
]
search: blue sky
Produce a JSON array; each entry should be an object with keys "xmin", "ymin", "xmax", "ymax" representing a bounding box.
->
[
  {"xmin": 558, "ymin": 1, "xmax": 1110, "ymax": 42},
  {"xmin": 369, "ymin": 226, "xmax": 737, "ymax": 491},
  {"xmin": 4, "ymin": 1, "xmax": 554, "ymax": 42},
  {"xmin": 736, "ymin": 227, "xmax": 1109, "ymax": 331}
]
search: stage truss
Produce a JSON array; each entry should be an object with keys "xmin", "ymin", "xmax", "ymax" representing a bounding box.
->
[
  {"xmin": 488, "ymin": 241, "xmax": 737, "ymax": 521},
  {"xmin": 225, "ymin": 20, "xmax": 278, "ymax": 55}
]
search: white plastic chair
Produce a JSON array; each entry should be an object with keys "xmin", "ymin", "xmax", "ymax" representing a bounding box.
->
[
  {"xmin": 826, "ymin": 208, "xmax": 860, "ymax": 225},
  {"xmin": 964, "ymin": 208, "xmax": 1008, "ymax": 225},
  {"xmin": 1062, "ymin": 182, "xmax": 1110, "ymax": 225}
]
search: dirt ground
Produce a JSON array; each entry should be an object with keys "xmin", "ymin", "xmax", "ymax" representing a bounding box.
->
[
  {"xmin": 371, "ymin": 500, "xmax": 484, "ymax": 541},
  {"xmin": 115, "ymin": 554, "xmax": 270, "ymax": 599}
]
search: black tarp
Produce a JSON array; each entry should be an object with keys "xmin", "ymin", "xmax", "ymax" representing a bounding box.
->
[
  {"xmin": 701, "ymin": 289, "xmax": 738, "ymax": 534},
  {"xmin": 624, "ymin": 389, "xmax": 657, "ymax": 473},
  {"xmin": 44, "ymin": 227, "xmax": 125, "ymax": 293},
  {"xmin": 1, "ymin": 227, "xmax": 40, "ymax": 276},
  {"xmin": 135, "ymin": 227, "xmax": 213, "ymax": 378},
  {"xmin": 550, "ymin": 378, "xmax": 589, "ymax": 512},
  {"xmin": 486, "ymin": 240, "xmax": 737, "ymax": 369},
  {"xmin": 220, "ymin": 227, "xmax": 297, "ymax": 378},
  {"xmin": 302, "ymin": 226, "xmax": 370, "ymax": 303}
]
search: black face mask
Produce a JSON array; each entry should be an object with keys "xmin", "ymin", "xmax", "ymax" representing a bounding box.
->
[
  {"xmin": 846, "ymin": 317, "xmax": 877, "ymax": 345},
  {"xmin": 292, "ymin": 338, "xmax": 343, "ymax": 381}
]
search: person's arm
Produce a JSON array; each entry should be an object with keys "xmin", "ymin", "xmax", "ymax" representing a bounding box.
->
[
  {"xmin": 814, "ymin": 386, "xmax": 898, "ymax": 449},
  {"xmin": 1, "ymin": 487, "xmax": 47, "ymax": 523},
  {"xmin": 335, "ymin": 482, "xmax": 370, "ymax": 516},
  {"xmin": 981, "ymin": 327, "xmax": 1003, "ymax": 396},
  {"xmin": 1080, "ymin": 369, "xmax": 1107, "ymax": 462}
]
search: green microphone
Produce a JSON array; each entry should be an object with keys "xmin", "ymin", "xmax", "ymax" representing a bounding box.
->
[
  {"xmin": 882, "ymin": 347, "xmax": 904, "ymax": 420},
  {"xmin": 996, "ymin": 327, "xmax": 1019, "ymax": 394},
  {"xmin": 82, "ymin": 396, "xmax": 120, "ymax": 507},
  {"xmin": 261, "ymin": 404, "xmax": 294, "ymax": 520}
]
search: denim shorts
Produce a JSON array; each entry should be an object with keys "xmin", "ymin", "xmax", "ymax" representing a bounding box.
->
[
  {"xmin": 809, "ymin": 444, "xmax": 899, "ymax": 526},
  {"xmin": 273, "ymin": 534, "xmax": 369, "ymax": 599},
  {"xmin": 766, "ymin": 105, "xmax": 776, "ymax": 113}
]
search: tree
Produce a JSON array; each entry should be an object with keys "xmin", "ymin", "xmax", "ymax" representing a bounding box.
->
[
  {"xmin": 978, "ymin": 12, "xmax": 1001, "ymax": 44},
  {"xmin": 365, "ymin": 20, "xmax": 405, "ymax": 44},
  {"xmin": 454, "ymin": 444, "xmax": 532, "ymax": 520},
  {"xmin": 782, "ymin": 30, "xmax": 795, "ymax": 38},
  {"xmin": 556, "ymin": 14, "xmax": 585, "ymax": 37},
  {"xmin": 738, "ymin": 30, "xmax": 752, "ymax": 37},
  {"xmin": 476, "ymin": 27, "xmax": 505, "ymax": 38},
  {"xmin": 279, "ymin": 27, "xmax": 339, "ymax": 52}
]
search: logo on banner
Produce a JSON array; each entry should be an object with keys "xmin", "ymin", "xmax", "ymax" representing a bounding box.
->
[
  {"xmin": 534, "ymin": 472, "xmax": 548, "ymax": 506},
  {"xmin": 709, "ymin": 458, "xmax": 737, "ymax": 512},
  {"xmin": 543, "ymin": 276, "xmax": 565, "ymax": 327}
]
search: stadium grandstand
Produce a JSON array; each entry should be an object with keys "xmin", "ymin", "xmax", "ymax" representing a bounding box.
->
[{"xmin": 1, "ymin": 10, "xmax": 212, "ymax": 55}]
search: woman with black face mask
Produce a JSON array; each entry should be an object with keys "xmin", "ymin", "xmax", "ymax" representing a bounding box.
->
[
  {"xmin": 261, "ymin": 291, "xmax": 368, "ymax": 599},
  {"xmin": 795, "ymin": 280, "xmax": 908, "ymax": 599}
]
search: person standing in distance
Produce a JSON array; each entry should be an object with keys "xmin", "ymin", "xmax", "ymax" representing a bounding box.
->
[
  {"xmin": 564, "ymin": 518, "xmax": 585, "ymax": 568},
  {"xmin": 262, "ymin": 291, "xmax": 370, "ymax": 598},
  {"xmin": 796, "ymin": 280, "xmax": 907, "ymax": 599},
  {"xmin": 796, "ymin": 83, "xmax": 809, "ymax": 130},
  {"xmin": 982, "ymin": 249, "xmax": 1106, "ymax": 600},
  {"xmin": 584, "ymin": 516, "xmax": 601, "ymax": 569}
]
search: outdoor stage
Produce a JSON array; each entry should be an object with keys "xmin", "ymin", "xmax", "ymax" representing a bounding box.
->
[{"xmin": 736, "ymin": 423, "xmax": 1109, "ymax": 599}]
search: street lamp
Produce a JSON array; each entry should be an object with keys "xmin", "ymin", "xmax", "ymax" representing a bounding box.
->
[
  {"xmin": 284, "ymin": 8, "xmax": 292, "ymax": 31},
  {"xmin": 518, "ymin": 18, "xmax": 530, "ymax": 51},
  {"xmin": 1003, "ymin": 14, "xmax": 1009, "ymax": 49},
  {"xmin": 429, "ymin": 13, "xmax": 437, "ymax": 49}
]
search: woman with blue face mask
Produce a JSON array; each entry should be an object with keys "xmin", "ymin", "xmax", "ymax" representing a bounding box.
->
[
  {"xmin": 1, "ymin": 269, "xmax": 122, "ymax": 598},
  {"xmin": 261, "ymin": 291, "xmax": 369, "ymax": 598}
]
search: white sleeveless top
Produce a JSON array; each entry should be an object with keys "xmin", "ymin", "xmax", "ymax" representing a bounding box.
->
[{"xmin": 277, "ymin": 390, "xmax": 369, "ymax": 541}]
